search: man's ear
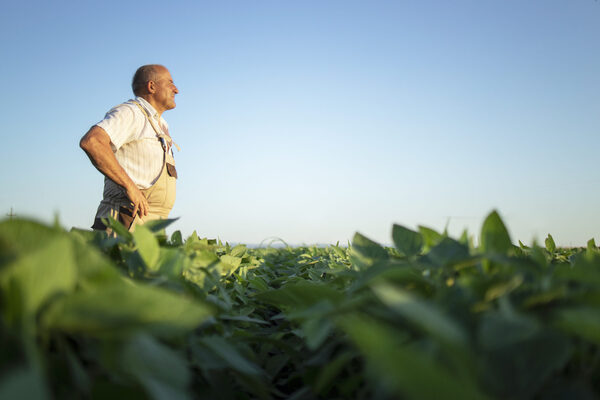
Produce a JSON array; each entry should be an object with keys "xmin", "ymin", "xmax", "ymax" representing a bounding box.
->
[{"xmin": 146, "ymin": 80, "xmax": 156, "ymax": 94}]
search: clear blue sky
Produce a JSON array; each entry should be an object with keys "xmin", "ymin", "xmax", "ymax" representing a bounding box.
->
[{"xmin": 1, "ymin": 0, "xmax": 599, "ymax": 246}]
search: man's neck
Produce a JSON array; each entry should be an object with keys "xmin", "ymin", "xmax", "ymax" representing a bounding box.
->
[
  {"xmin": 138, "ymin": 96, "xmax": 163, "ymax": 118},
  {"xmin": 139, "ymin": 95, "xmax": 163, "ymax": 118}
]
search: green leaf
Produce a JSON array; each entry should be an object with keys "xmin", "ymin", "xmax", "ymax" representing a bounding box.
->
[
  {"xmin": 301, "ymin": 317, "xmax": 334, "ymax": 350},
  {"xmin": 248, "ymin": 277, "xmax": 269, "ymax": 292},
  {"xmin": 254, "ymin": 281, "xmax": 343, "ymax": 310},
  {"xmin": 351, "ymin": 232, "xmax": 388, "ymax": 268},
  {"xmin": 338, "ymin": 314, "xmax": 486, "ymax": 400},
  {"xmin": 189, "ymin": 250, "xmax": 220, "ymax": 268},
  {"xmin": 156, "ymin": 248, "xmax": 186, "ymax": 278},
  {"xmin": 554, "ymin": 254, "xmax": 600, "ymax": 286},
  {"xmin": 537, "ymin": 378, "xmax": 598, "ymax": 400},
  {"xmin": 363, "ymin": 265, "xmax": 430, "ymax": 295},
  {"xmin": 522, "ymin": 288, "xmax": 568, "ymax": 309},
  {"xmin": 545, "ymin": 234, "xmax": 556, "ymax": 254},
  {"xmin": 220, "ymin": 315, "xmax": 268, "ymax": 325},
  {"xmin": 184, "ymin": 231, "xmax": 201, "ymax": 251},
  {"xmin": 418, "ymin": 226, "xmax": 444, "ymax": 250},
  {"xmin": 265, "ymin": 354, "xmax": 289, "ymax": 378},
  {"xmin": 133, "ymin": 226, "xmax": 160, "ymax": 270},
  {"xmin": 64, "ymin": 344, "xmax": 91, "ymax": 394},
  {"xmin": 0, "ymin": 236, "xmax": 76, "ymax": 325},
  {"xmin": 0, "ymin": 218, "xmax": 64, "ymax": 256},
  {"xmin": 392, "ymin": 224, "xmax": 423, "ymax": 257},
  {"xmin": 105, "ymin": 215, "xmax": 133, "ymax": 241},
  {"xmin": 220, "ymin": 255, "xmax": 242, "ymax": 273},
  {"xmin": 587, "ymin": 238, "xmax": 597, "ymax": 253},
  {"xmin": 121, "ymin": 334, "xmax": 191, "ymax": 400},
  {"xmin": 484, "ymin": 275, "xmax": 524, "ymax": 302},
  {"xmin": 230, "ymin": 245, "xmax": 247, "ymax": 257},
  {"xmin": 90, "ymin": 381, "xmax": 146, "ymax": 399},
  {"xmin": 170, "ymin": 230, "xmax": 183, "ymax": 246},
  {"xmin": 478, "ymin": 312, "xmax": 540, "ymax": 350},
  {"xmin": 330, "ymin": 245, "xmax": 347, "ymax": 259},
  {"xmin": 425, "ymin": 237, "xmax": 470, "ymax": 267},
  {"xmin": 479, "ymin": 314, "xmax": 572, "ymax": 398},
  {"xmin": 43, "ymin": 281, "xmax": 212, "ymax": 338},
  {"xmin": 69, "ymin": 236, "xmax": 122, "ymax": 289},
  {"xmin": 371, "ymin": 283, "xmax": 466, "ymax": 347},
  {"xmin": 480, "ymin": 210, "xmax": 512, "ymax": 254},
  {"xmin": 458, "ymin": 229, "xmax": 470, "ymax": 246},
  {"xmin": 0, "ymin": 367, "xmax": 49, "ymax": 400},
  {"xmin": 142, "ymin": 218, "xmax": 179, "ymax": 233},
  {"xmin": 313, "ymin": 351, "xmax": 355, "ymax": 395},
  {"xmin": 554, "ymin": 307, "xmax": 600, "ymax": 345},
  {"xmin": 197, "ymin": 336, "xmax": 263, "ymax": 375}
]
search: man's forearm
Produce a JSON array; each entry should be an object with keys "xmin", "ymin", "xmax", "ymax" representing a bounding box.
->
[
  {"xmin": 80, "ymin": 126, "xmax": 149, "ymax": 216},
  {"xmin": 80, "ymin": 126, "xmax": 137, "ymax": 191}
]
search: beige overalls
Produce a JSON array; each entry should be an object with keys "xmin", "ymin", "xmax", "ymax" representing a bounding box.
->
[
  {"xmin": 92, "ymin": 101, "xmax": 178, "ymax": 232},
  {"xmin": 130, "ymin": 151, "xmax": 177, "ymax": 229}
]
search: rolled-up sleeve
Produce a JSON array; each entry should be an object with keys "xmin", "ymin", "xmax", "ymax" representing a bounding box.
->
[{"xmin": 96, "ymin": 105, "xmax": 143, "ymax": 150}]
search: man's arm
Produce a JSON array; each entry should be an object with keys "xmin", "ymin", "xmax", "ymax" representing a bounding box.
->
[{"xmin": 80, "ymin": 126, "xmax": 149, "ymax": 217}]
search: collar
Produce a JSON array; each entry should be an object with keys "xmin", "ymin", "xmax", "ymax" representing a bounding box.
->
[
  {"xmin": 129, "ymin": 97, "xmax": 180, "ymax": 152},
  {"xmin": 133, "ymin": 96, "xmax": 160, "ymax": 120}
]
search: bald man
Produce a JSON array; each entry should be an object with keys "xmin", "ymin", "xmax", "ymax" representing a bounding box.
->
[{"xmin": 80, "ymin": 64, "xmax": 180, "ymax": 231}]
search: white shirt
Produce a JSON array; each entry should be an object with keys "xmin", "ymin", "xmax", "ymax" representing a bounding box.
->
[{"xmin": 96, "ymin": 96, "xmax": 173, "ymax": 189}]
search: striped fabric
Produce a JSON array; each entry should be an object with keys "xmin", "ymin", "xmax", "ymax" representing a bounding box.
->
[{"xmin": 96, "ymin": 96, "xmax": 175, "ymax": 190}]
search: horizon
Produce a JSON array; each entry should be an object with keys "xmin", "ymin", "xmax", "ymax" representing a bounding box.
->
[{"xmin": 1, "ymin": 0, "xmax": 599, "ymax": 247}]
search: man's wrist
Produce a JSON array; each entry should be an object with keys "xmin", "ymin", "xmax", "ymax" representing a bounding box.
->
[{"xmin": 123, "ymin": 181, "xmax": 139, "ymax": 193}]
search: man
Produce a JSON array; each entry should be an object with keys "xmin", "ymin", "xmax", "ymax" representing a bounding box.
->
[{"xmin": 80, "ymin": 64, "xmax": 179, "ymax": 231}]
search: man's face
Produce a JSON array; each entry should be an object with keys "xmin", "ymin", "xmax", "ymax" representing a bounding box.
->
[{"xmin": 152, "ymin": 67, "xmax": 179, "ymax": 112}]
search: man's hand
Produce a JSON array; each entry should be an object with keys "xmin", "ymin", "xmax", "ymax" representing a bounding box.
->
[
  {"xmin": 126, "ymin": 184, "xmax": 149, "ymax": 217},
  {"xmin": 80, "ymin": 126, "xmax": 148, "ymax": 217}
]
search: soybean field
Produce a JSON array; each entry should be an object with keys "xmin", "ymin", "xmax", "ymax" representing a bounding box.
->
[{"xmin": 1, "ymin": 211, "xmax": 599, "ymax": 399}]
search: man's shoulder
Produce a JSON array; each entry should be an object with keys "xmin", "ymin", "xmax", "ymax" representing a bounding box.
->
[
  {"xmin": 108, "ymin": 99, "xmax": 140, "ymax": 113},
  {"xmin": 96, "ymin": 100, "xmax": 148, "ymax": 147},
  {"xmin": 103, "ymin": 100, "xmax": 144, "ymax": 121},
  {"xmin": 97, "ymin": 99, "xmax": 145, "ymax": 131}
]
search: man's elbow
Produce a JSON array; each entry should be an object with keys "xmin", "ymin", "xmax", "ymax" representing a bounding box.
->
[
  {"xmin": 80, "ymin": 126, "xmax": 102, "ymax": 153},
  {"xmin": 79, "ymin": 135, "xmax": 91, "ymax": 152}
]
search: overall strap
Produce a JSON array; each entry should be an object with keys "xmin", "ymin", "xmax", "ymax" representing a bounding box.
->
[{"xmin": 131, "ymin": 100, "xmax": 181, "ymax": 152}]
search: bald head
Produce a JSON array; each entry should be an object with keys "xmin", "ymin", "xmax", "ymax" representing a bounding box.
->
[{"xmin": 132, "ymin": 64, "xmax": 167, "ymax": 96}]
